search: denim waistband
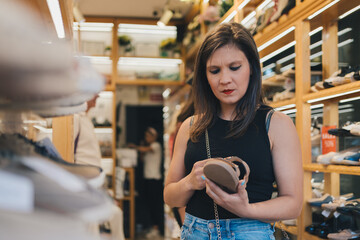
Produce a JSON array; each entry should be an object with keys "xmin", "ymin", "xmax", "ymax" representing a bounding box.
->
[{"xmin": 183, "ymin": 212, "xmax": 275, "ymax": 235}]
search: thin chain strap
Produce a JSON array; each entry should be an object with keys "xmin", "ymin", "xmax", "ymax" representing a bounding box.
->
[
  {"xmin": 278, "ymin": 222, "xmax": 290, "ymax": 239},
  {"xmin": 205, "ymin": 129, "xmax": 222, "ymax": 240}
]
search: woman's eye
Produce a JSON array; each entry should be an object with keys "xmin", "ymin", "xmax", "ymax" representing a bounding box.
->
[
  {"xmin": 209, "ymin": 69, "xmax": 220, "ymax": 74},
  {"xmin": 230, "ymin": 66, "xmax": 241, "ymax": 71}
]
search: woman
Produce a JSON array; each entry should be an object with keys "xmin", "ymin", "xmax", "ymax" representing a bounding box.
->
[{"xmin": 164, "ymin": 22, "xmax": 302, "ymax": 239}]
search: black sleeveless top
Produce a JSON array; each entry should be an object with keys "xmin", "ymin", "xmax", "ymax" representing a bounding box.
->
[{"xmin": 184, "ymin": 105, "xmax": 275, "ymax": 220}]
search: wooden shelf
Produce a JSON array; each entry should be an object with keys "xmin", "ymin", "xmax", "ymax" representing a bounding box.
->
[
  {"xmin": 303, "ymin": 232, "xmax": 323, "ymax": 240},
  {"xmin": 268, "ymin": 98, "xmax": 296, "ymax": 109},
  {"xmin": 303, "ymin": 81, "xmax": 360, "ymax": 103},
  {"xmin": 116, "ymin": 79, "xmax": 184, "ymax": 86},
  {"xmin": 304, "ymin": 163, "xmax": 360, "ymax": 176}
]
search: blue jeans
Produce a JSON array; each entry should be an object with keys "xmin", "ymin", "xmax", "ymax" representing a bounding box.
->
[{"xmin": 181, "ymin": 213, "xmax": 275, "ymax": 240}]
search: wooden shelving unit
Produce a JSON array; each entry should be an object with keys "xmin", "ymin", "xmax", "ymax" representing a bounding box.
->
[
  {"xmin": 269, "ymin": 98, "xmax": 296, "ymax": 109},
  {"xmin": 304, "ymin": 163, "xmax": 360, "ymax": 176}
]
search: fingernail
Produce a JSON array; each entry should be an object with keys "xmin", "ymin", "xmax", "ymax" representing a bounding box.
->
[
  {"xmin": 201, "ymin": 176, "xmax": 205, "ymax": 180},
  {"xmin": 241, "ymin": 181, "xmax": 245, "ymax": 186}
]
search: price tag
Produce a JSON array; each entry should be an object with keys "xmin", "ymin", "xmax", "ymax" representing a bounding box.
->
[
  {"xmin": 334, "ymin": 211, "xmax": 340, "ymax": 218},
  {"xmin": 321, "ymin": 126, "xmax": 337, "ymax": 154},
  {"xmin": 322, "ymin": 209, "xmax": 331, "ymax": 218}
]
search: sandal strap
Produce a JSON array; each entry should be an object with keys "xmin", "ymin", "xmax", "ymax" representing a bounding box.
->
[
  {"xmin": 226, "ymin": 156, "xmax": 250, "ymax": 184},
  {"xmin": 210, "ymin": 156, "xmax": 250, "ymax": 184}
]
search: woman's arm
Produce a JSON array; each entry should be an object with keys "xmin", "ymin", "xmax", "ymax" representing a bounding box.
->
[
  {"xmin": 205, "ymin": 111, "xmax": 303, "ymax": 222},
  {"xmin": 164, "ymin": 117, "xmax": 208, "ymax": 208}
]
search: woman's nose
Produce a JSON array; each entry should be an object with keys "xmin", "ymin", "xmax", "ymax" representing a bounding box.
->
[{"xmin": 219, "ymin": 71, "xmax": 232, "ymax": 84}]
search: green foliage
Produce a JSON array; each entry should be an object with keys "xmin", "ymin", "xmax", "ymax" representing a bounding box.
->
[
  {"xmin": 118, "ymin": 35, "xmax": 131, "ymax": 46},
  {"xmin": 160, "ymin": 38, "xmax": 177, "ymax": 50},
  {"xmin": 219, "ymin": 0, "xmax": 233, "ymax": 18}
]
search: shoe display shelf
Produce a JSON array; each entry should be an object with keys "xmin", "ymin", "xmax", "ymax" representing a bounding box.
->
[{"xmin": 172, "ymin": 0, "xmax": 360, "ymax": 239}]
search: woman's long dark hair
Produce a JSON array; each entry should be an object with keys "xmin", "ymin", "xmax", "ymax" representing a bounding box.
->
[{"xmin": 191, "ymin": 22, "xmax": 265, "ymax": 142}]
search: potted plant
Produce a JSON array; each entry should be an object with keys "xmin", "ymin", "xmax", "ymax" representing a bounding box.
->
[
  {"xmin": 219, "ymin": 0, "xmax": 233, "ymax": 18},
  {"xmin": 159, "ymin": 38, "xmax": 177, "ymax": 57},
  {"xmin": 124, "ymin": 44, "xmax": 135, "ymax": 56},
  {"xmin": 118, "ymin": 35, "xmax": 131, "ymax": 55},
  {"xmin": 104, "ymin": 46, "xmax": 112, "ymax": 56}
]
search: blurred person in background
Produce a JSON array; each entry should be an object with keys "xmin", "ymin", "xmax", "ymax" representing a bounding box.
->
[{"xmin": 128, "ymin": 127, "xmax": 163, "ymax": 239}]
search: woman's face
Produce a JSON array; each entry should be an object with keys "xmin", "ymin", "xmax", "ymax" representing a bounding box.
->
[{"xmin": 206, "ymin": 44, "xmax": 251, "ymax": 112}]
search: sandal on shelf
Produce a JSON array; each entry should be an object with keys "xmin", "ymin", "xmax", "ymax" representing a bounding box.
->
[{"xmin": 203, "ymin": 156, "xmax": 250, "ymax": 193}]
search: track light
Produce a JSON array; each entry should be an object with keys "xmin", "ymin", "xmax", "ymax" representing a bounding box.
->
[
  {"xmin": 73, "ymin": 5, "xmax": 85, "ymax": 23},
  {"xmin": 157, "ymin": 9, "xmax": 173, "ymax": 27}
]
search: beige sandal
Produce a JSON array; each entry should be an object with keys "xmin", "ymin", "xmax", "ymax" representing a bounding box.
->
[{"xmin": 203, "ymin": 156, "xmax": 250, "ymax": 193}]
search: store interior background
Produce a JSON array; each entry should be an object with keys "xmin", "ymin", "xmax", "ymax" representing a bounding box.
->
[{"xmin": 2, "ymin": 0, "xmax": 360, "ymax": 239}]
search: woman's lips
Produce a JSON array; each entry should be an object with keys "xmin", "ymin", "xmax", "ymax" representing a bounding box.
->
[{"xmin": 223, "ymin": 90, "xmax": 234, "ymax": 95}]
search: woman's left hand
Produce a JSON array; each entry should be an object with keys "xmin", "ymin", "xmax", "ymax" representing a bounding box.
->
[{"xmin": 205, "ymin": 178, "xmax": 251, "ymax": 217}]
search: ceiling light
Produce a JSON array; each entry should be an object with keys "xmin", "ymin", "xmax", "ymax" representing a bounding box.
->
[
  {"xmin": 310, "ymin": 104, "xmax": 324, "ymax": 109},
  {"xmin": 262, "ymin": 72, "xmax": 276, "ymax": 80},
  {"xmin": 280, "ymin": 63, "xmax": 294, "ymax": 73},
  {"xmin": 307, "ymin": 89, "xmax": 360, "ymax": 103},
  {"xmin": 310, "ymin": 51, "xmax": 323, "ymax": 60},
  {"xmin": 222, "ymin": 10, "xmax": 238, "ymax": 23},
  {"xmin": 258, "ymin": 26, "xmax": 295, "ymax": 51},
  {"xmin": 337, "ymin": 39, "xmax": 354, "ymax": 47},
  {"xmin": 275, "ymin": 104, "xmax": 296, "ymax": 111},
  {"xmin": 157, "ymin": 9, "xmax": 174, "ymax": 27},
  {"xmin": 74, "ymin": 22, "xmax": 114, "ymax": 32},
  {"xmin": 337, "ymin": 28, "xmax": 352, "ymax": 36},
  {"xmin": 118, "ymin": 24, "xmax": 176, "ymax": 35},
  {"xmin": 262, "ymin": 63, "xmax": 276, "ymax": 72},
  {"xmin": 309, "ymin": 26, "xmax": 323, "ymax": 36},
  {"xmin": 339, "ymin": 5, "xmax": 360, "ymax": 19},
  {"xmin": 276, "ymin": 53, "xmax": 296, "ymax": 64},
  {"xmin": 281, "ymin": 109, "xmax": 297, "ymax": 115},
  {"xmin": 46, "ymin": 0, "xmax": 65, "ymax": 38},
  {"xmin": 257, "ymin": 0, "xmax": 273, "ymax": 11},
  {"xmin": 260, "ymin": 41, "xmax": 296, "ymax": 63},
  {"xmin": 308, "ymin": 0, "xmax": 340, "ymax": 20},
  {"xmin": 310, "ymin": 40, "xmax": 323, "ymax": 50},
  {"xmin": 238, "ymin": 0, "xmax": 251, "ymax": 10},
  {"xmin": 340, "ymin": 96, "xmax": 360, "ymax": 103},
  {"xmin": 240, "ymin": 11, "xmax": 255, "ymax": 26},
  {"xmin": 73, "ymin": 5, "xmax": 85, "ymax": 23}
]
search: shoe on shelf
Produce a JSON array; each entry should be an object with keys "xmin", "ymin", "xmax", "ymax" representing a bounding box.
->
[
  {"xmin": 343, "ymin": 152, "xmax": 360, "ymax": 165},
  {"xmin": 330, "ymin": 152, "xmax": 357, "ymax": 165},
  {"xmin": 308, "ymin": 193, "xmax": 334, "ymax": 207},
  {"xmin": 317, "ymin": 152, "xmax": 338, "ymax": 165},
  {"xmin": 336, "ymin": 200, "xmax": 360, "ymax": 216},
  {"xmin": 269, "ymin": 0, "xmax": 289, "ymax": 23},
  {"xmin": 314, "ymin": 81, "xmax": 326, "ymax": 91},
  {"xmin": 281, "ymin": 0, "xmax": 296, "ymax": 15},
  {"xmin": 327, "ymin": 229, "xmax": 360, "ymax": 240}
]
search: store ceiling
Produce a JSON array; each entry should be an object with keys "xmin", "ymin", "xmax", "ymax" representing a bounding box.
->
[{"xmin": 76, "ymin": 0, "xmax": 195, "ymax": 20}]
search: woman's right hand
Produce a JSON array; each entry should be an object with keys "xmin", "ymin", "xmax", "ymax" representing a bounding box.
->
[{"xmin": 186, "ymin": 159, "xmax": 208, "ymax": 190}]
